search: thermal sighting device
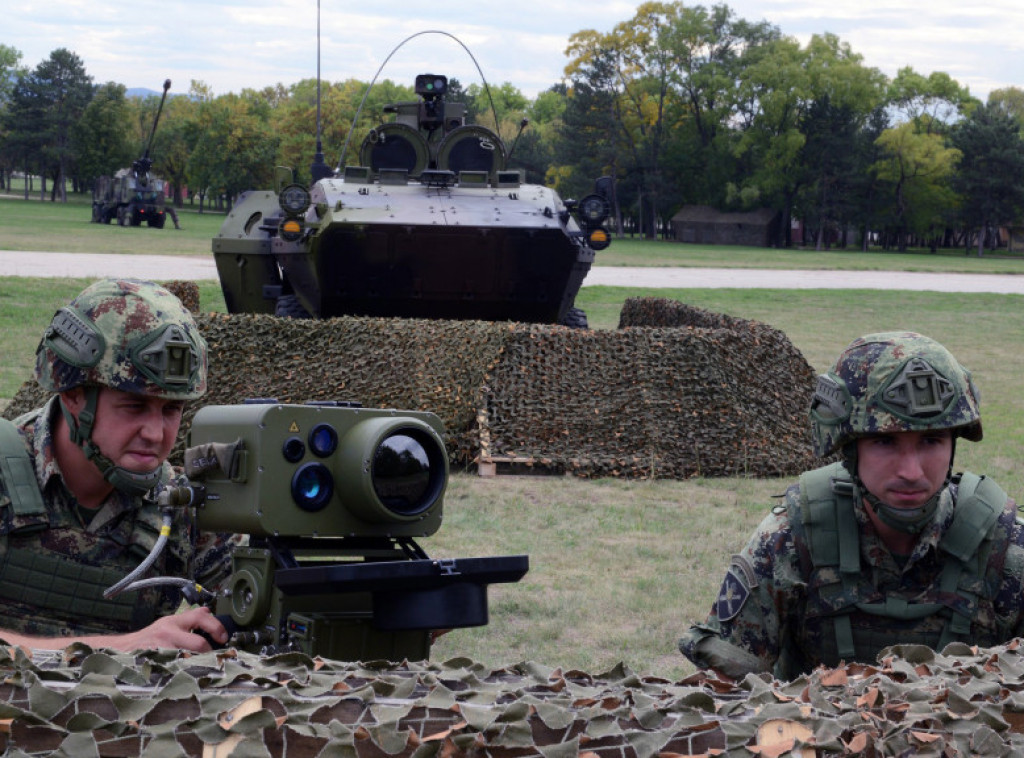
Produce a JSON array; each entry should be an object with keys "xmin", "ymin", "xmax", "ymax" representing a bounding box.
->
[{"xmin": 182, "ymin": 401, "xmax": 528, "ymax": 661}]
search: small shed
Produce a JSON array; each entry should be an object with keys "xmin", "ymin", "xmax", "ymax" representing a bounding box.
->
[{"xmin": 670, "ymin": 205, "xmax": 780, "ymax": 247}]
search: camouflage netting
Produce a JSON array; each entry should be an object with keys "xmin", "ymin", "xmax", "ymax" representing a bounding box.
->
[
  {"xmin": 3, "ymin": 313, "xmax": 511, "ymax": 468},
  {"xmin": 1, "ymin": 642, "xmax": 1024, "ymax": 756},
  {"xmin": 481, "ymin": 313, "xmax": 817, "ymax": 478},
  {"xmin": 619, "ymin": 296, "xmax": 770, "ymax": 331},
  {"xmin": 161, "ymin": 280, "xmax": 201, "ymax": 315},
  {"xmin": 2, "ymin": 293, "xmax": 818, "ymax": 479}
]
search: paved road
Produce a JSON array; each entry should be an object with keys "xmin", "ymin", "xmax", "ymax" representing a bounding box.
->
[{"xmin": 2, "ymin": 250, "xmax": 1024, "ymax": 293}]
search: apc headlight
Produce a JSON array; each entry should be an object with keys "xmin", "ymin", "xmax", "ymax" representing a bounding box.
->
[
  {"xmin": 279, "ymin": 183, "xmax": 311, "ymax": 215},
  {"xmin": 577, "ymin": 193, "xmax": 610, "ymax": 228}
]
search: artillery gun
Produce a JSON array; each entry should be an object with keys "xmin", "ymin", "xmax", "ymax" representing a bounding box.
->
[
  {"xmin": 91, "ymin": 79, "xmax": 172, "ymax": 228},
  {"xmin": 213, "ymin": 73, "xmax": 614, "ymax": 327}
]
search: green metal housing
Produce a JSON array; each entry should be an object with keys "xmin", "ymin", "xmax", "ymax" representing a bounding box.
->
[{"xmin": 213, "ymin": 74, "xmax": 613, "ymax": 327}]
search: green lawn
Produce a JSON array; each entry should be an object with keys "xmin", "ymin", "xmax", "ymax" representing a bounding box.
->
[
  {"xmin": 597, "ymin": 236, "xmax": 1024, "ymax": 272},
  {"xmin": 0, "ymin": 193, "xmax": 226, "ymax": 256},
  {"xmin": 5, "ymin": 191, "xmax": 1024, "ymax": 272}
]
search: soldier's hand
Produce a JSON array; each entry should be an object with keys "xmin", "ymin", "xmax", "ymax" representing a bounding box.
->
[
  {"xmin": 0, "ymin": 607, "xmax": 229, "ymax": 654},
  {"xmin": 119, "ymin": 606, "xmax": 228, "ymax": 652}
]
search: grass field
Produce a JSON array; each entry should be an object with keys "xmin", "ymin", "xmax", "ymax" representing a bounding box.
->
[
  {"xmin": 6, "ymin": 191, "xmax": 1024, "ymax": 272},
  {"xmin": 0, "ymin": 193, "xmax": 226, "ymax": 256},
  {"xmin": 2, "ymin": 193, "xmax": 1024, "ymax": 679}
]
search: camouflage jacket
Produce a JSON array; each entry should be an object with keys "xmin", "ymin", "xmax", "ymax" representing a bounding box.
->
[
  {"xmin": 679, "ymin": 463, "xmax": 1024, "ymax": 681},
  {"xmin": 0, "ymin": 396, "xmax": 234, "ymax": 639}
]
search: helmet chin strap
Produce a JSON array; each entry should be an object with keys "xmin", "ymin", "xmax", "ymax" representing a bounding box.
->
[
  {"xmin": 842, "ymin": 440, "xmax": 955, "ymax": 536},
  {"xmin": 59, "ymin": 387, "xmax": 164, "ymax": 498}
]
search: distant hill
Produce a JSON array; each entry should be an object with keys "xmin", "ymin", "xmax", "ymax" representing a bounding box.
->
[{"xmin": 126, "ymin": 87, "xmax": 180, "ymax": 99}]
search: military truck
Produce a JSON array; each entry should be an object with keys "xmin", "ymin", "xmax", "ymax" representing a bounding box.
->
[
  {"xmin": 212, "ymin": 73, "xmax": 614, "ymax": 327},
  {"xmin": 91, "ymin": 79, "xmax": 172, "ymax": 228}
]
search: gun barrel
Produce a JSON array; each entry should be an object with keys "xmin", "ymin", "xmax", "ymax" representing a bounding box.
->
[{"xmin": 142, "ymin": 79, "xmax": 172, "ymax": 161}]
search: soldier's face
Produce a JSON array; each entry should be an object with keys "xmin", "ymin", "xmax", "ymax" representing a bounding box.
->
[
  {"xmin": 855, "ymin": 430, "xmax": 953, "ymax": 510},
  {"xmin": 64, "ymin": 387, "xmax": 185, "ymax": 472}
]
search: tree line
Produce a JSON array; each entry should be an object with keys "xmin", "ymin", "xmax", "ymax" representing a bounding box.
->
[{"xmin": 3, "ymin": 1, "xmax": 1024, "ymax": 254}]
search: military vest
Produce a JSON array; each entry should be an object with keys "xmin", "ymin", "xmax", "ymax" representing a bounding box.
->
[
  {"xmin": 790, "ymin": 461, "xmax": 1007, "ymax": 670},
  {"xmin": 0, "ymin": 416, "xmax": 185, "ymax": 637}
]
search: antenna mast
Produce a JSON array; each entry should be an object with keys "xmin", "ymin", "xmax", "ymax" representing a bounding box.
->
[{"xmin": 309, "ymin": 0, "xmax": 331, "ymax": 182}]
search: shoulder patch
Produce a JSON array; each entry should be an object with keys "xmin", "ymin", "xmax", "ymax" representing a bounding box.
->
[
  {"xmin": 714, "ymin": 566, "xmax": 751, "ymax": 622},
  {"xmin": 729, "ymin": 553, "xmax": 759, "ymax": 589}
]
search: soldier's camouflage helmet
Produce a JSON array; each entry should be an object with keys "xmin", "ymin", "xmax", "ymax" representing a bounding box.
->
[
  {"xmin": 35, "ymin": 278, "xmax": 207, "ymax": 399},
  {"xmin": 809, "ymin": 331, "xmax": 981, "ymax": 457}
]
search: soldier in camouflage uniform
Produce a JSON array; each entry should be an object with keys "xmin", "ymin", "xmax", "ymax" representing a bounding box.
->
[
  {"xmin": 0, "ymin": 278, "xmax": 233, "ymax": 651},
  {"xmin": 680, "ymin": 332, "xmax": 1024, "ymax": 681}
]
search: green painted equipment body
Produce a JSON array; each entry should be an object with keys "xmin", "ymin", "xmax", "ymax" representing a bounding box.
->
[{"xmin": 184, "ymin": 401, "xmax": 528, "ymax": 661}]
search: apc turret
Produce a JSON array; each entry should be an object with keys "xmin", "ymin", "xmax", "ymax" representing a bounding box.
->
[{"xmin": 212, "ymin": 74, "xmax": 613, "ymax": 327}]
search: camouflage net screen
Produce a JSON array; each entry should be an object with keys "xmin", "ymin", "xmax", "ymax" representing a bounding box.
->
[
  {"xmin": 3, "ymin": 293, "xmax": 818, "ymax": 479},
  {"xmin": 482, "ymin": 307, "xmax": 816, "ymax": 478},
  {"xmin": 1, "ymin": 641, "xmax": 1023, "ymax": 756}
]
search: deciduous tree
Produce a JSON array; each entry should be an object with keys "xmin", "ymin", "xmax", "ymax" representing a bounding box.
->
[
  {"xmin": 951, "ymin": 102, "xmax": 1024, "ymax": 256},
  {"xmin": 72, "ymin": 82, "xmax": 133, "ymax": 185}
]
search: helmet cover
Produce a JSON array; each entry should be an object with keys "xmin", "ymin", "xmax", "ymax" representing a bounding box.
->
[
  {"xmin": 810, "ymin": 331, "xmax": 981, "ymax": 457},
  {"xmin": 35, "ymin": 278, "xmax": 207, "ymax": 399}
]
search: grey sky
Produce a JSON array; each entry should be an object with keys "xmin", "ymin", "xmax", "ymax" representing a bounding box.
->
[{"xmin": 8, "ymin": 0, "xmax": 1020, "ymax": 101}]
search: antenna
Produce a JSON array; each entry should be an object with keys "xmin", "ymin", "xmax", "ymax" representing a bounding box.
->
[
  {"xmin": 309, "ymin": 0, "xmax": 331, "ymax": 182},
  {"xmin": 338, "ymin": 30, "xmax": 501, "ymax": 172}
]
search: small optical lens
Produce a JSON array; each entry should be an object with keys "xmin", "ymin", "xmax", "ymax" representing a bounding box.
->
[
  {"xmin": 309, "ymin": 423, "xmax": 338, "ymax": 457},
  {"xmin": 282, "ymin": 436, "xmax": 305, "ymax": 462}
]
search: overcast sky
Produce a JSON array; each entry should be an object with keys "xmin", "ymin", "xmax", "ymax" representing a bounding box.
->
[{"xmin": 8, "ymin": 0, "xmax": 1022, "ymax": 102}]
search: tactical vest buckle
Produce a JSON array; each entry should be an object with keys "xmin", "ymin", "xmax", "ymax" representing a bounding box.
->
[{"xmin": 830, "ymin": 477, "xmax": 854, "ymax": 497}]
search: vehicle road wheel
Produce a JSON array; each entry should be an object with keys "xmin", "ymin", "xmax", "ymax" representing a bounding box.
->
[
  {"xmin": 275, "ymin": 294, "xmax": 313, "ymax": 319},
  {"xmin": 559, "ymin": 307, "xmax": 589, "ymax": 329}
]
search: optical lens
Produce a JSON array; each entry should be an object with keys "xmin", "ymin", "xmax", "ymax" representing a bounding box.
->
[
  {"xmin": 309, "ymin": 423, "xmax": 338, "ymax": 457},
  {"xmin": 291, "ymin": 463, "xmax": 333, "ymax": 512},
  {"xmin": 371, "ymin": 431, "xmax": 442, "ymax": 516},
  {"xmin": 282, "ymin": 436, "xmax": 305, "ymax": 463}
]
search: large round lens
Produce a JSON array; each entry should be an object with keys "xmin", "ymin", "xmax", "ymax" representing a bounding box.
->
[
  {"xmin": 371, "ymin": 431, "xmax": 442, "ymax": 516},
  {"xmin": 291, "ymin": 462, "xmax": 333, "ymax": 512},
  {"xmin": 309, "ymin": 423, "xmax": 338, "ymax": 457}
]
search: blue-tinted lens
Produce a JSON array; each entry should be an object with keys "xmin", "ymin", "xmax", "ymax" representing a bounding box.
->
[
  {"xmin": 309, "ymin": 423, "xmax": 338, "ymax": 457},
  {"xmin": 291, "ymin": 463, "xmax": 333, "ymax": 511}
]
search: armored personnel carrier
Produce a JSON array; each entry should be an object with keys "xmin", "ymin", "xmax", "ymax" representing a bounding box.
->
[
  {"xmin": 91, "ymin": 79, "xmax": 171, "ymax": 228},
  {"xmin": 212, "ymin": 74, "xmax": 613, "ymax": 327}
]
